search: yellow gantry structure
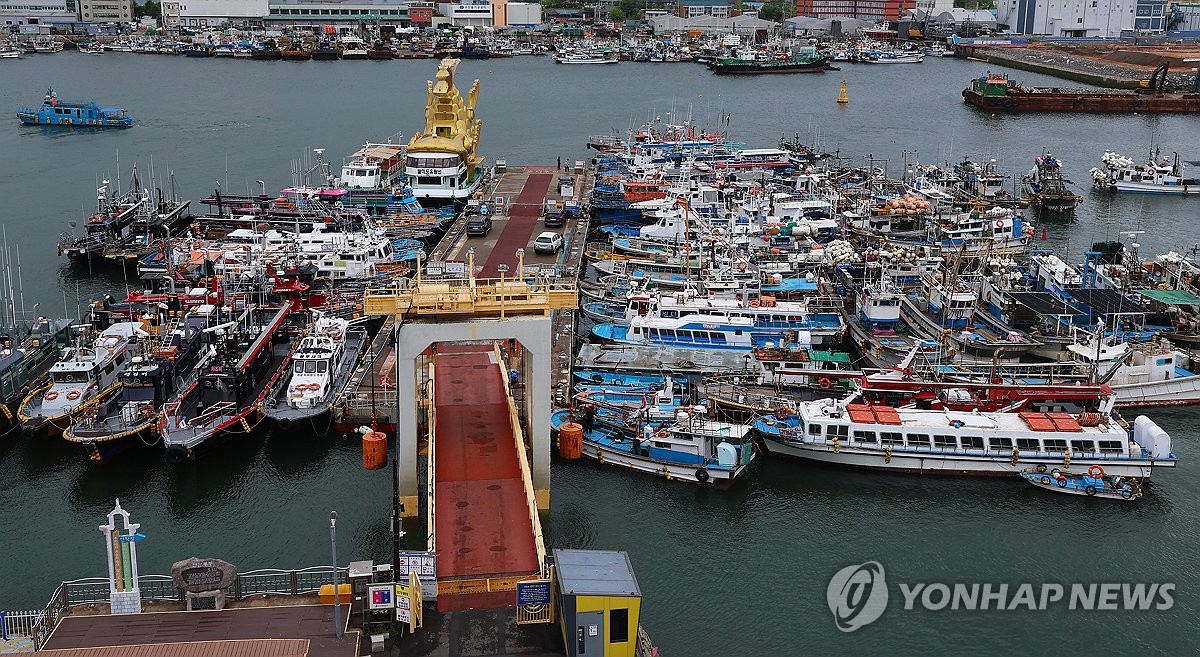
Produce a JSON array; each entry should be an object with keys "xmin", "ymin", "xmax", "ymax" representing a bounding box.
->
[{"xmin": 364, "ymin": 253, "xmax": 577, "ymax": 320}]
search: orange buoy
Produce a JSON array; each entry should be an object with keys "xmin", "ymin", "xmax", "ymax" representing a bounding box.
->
[
  {"xmin": 362, "ymin": 431, "xmax": 388, "ymax": 470},
  {"xmin": 558, "ymin": 423, "xmax": 584, "ymax": 459}
]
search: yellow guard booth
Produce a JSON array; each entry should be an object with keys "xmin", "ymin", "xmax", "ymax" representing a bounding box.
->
[{"xmin": 554, "ymin": 549, "xmax": 642, "ymax": 657}]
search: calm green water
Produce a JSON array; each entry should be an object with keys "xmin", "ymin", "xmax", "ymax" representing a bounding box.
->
[{"xmin": 1, "ymin": 53, "xmax": 1198, "ymax": 656}]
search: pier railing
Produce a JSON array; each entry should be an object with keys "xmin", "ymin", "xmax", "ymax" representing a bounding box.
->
[
  {"xmin": 17, "ymin": 565, "xmax": 347, "ymax": 650},
  {"xmin": 362, "ymin": 276, "xmax": 578, "ymax": 319}
]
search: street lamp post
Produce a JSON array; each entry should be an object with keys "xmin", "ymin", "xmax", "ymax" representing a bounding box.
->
[{"xmin": 330, "ymin": 511, "xmax": 342, "ymax": 638}]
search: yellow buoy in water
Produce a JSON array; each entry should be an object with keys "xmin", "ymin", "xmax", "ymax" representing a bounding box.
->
[{"xmin": 837, "ymin": 80, "xmax": 849, "ymax": 104}]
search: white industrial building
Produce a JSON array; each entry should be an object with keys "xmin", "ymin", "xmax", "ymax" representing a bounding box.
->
[
  {"xmin": 167, "ymin": 0, "xmax": 267, "ymax": 27},
  {"xmin": 438, "ymin": 0, "xmax": 491, "ymax": 25},
  {"xmin": 0, "ymin": 0, "xmax": 77, "ymax": 26},
  {"xmin": 77, "ymin": 0, "xmax": 130, "ymax": 21},
  {"xmin": 995, "ymin": 0, "xmax": 1168, "ymax": 36}
]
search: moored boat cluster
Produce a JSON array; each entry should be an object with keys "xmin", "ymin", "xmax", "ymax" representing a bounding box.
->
[{"xmin": 557, "ymin": 120, "xmax": 1194, "ymax": 500}]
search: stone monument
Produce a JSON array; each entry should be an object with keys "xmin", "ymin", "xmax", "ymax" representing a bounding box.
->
[{"xmin": 171, "ymin": 557, "xmax": 238, "ymax": 611}]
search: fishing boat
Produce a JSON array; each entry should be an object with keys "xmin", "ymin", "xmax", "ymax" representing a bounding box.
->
[
  {"xmin": 264, "ymin": 313, "xmax": 366, "ymax": 430},
  {"xmin": 1090, "ymin": 149, "xmax": 1199, "ymax": 195},
  {"xmin": 1023, "ymin": 152, "xmax": 1082, "ymax": 214},
  {"xmin": 861, "ymin": 50, "xmax": 924, "ymax": 64},
  {"xmin": 753, "ymin": 389, "xmax": 1176, "ymax": 477},
  {"xmin": 17, "ymin": 322, "xmax": 147, "ymax": 438},
  {"xmin": 63, "ymin": 321, "xmax": 205, "ymax": 461},
  {"xmin": 554, "ymin": 50, "xmax": 618, "ymax": 64},
  {"xmin": 0, "ymin": 317, "xmax": 75, "ymax": 436},
  {"xmin": 78, "ymin": 42, "xmax": 104, "ymax": 55},
  {"xmin": 0, "ymin": 48, "xmax": 20, "ymax": 59},
  {"xmin": 551, "ymin": 406, "xmax": 755, "ymax": 488},
  {"xmin": 17, "ymin": 88, "xmax": 133, "ymax": 128},
  {"xmin": 708, "ymin": 45, "xmax": 828, "ymax": 75},
  {"xmin": 159, "ymin": 305, "xmax": 295, "ymax": 462},
  {"xmin": 339, "ymin": 36, "xmax": 369, "ymax": 60},
  {"xmin": 1019, "ymin": 465, "xmax": 1142, "ymax": 501},
  {"xmin": 311, "ymin": 41, "xmax": 340, "ymax": 60}
]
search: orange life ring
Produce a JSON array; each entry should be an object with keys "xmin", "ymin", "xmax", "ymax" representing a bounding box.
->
[
  {"xmin": 654, "ymin": 429, "xmax": 668, "ymax": 439},
  {"xmin": 749, "ymin": 300, "xmax": 761, "ymax": 308},
  {"xmin": 775, "ymin": 406, "xmax": 789, "ymax": 420},
  {"xmin": 1087, "ymin": 464, "xmax": 1105, "ymax": 478},
  {"xmin": 66, "ymin": 390, "xmax": 81, "ymax": 401},
  {"xmin": 309, "ymin": 383, "xmax": 321, "ymax": 391},
  {"xmin": 44, "ymin": 390, "xmax": 59, "ymax": 401},
  {"xmin": 818, "ymin": 377, "xmax": 833, "ymax": 390}
]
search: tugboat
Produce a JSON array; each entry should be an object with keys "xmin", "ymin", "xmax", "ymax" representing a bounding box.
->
[
  {"xmin": 17, "ymin": 322, "xmax": 147, "ymax": 438},
  {"xmin": 17, "ymin": 87, "xmax": 133, "ymax": 128},
  {"xmin": 1019, "ymin": 465, "xmax": 1143, "ymax": 501},
  {"xmin": 56, "ymin": 167, "xmax": 191, "ymax": 264},
  {"xmin": 0, "ymin": 316, "xmax": 75, "ymax": 437},
  {"xmin": 1022, "ymin": 152, "xmax": 1082, "ymax": 215},
  {"xmin": 159, "ymin": 305, "xmax": 295, "ymax": 462},
  {"xmin": 251, "ymin": 40, "xmax": 282, "ymax": 60},
  {"xmin": 311, "ymin": 41, "xmax": 340, "ymax": 60},
  {"xmin": 63, "ymin": 320, "xmax": 205, "ymax": 460},
  {"xmin": 264, "ymin": 312, "xmax": 367, "ymax": 431}
]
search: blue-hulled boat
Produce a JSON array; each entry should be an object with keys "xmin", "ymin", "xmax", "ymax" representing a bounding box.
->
[
  {"xmin": 552, "ymin": 408, "xmax": 755, "ymax": 488},
  {"xmin": 572, "ymin": 370, "xmax": 668, "ymax": 388},
  {"xmin": 17, "ymin": 88, "xmax": 133, "ymax": 128},
  {"xmin": 1019, "ymin": 468, "xmax": 1143, "ymax": 501}
]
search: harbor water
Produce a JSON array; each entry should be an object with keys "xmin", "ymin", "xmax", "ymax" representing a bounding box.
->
[{"xmin": 1, "ymin": 53, "xmax": 1199, "ymax": 655}]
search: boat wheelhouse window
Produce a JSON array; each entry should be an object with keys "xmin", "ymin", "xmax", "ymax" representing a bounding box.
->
[
  {"xmin": 124, "ymin": 386, "xmax": 154, "ymax": 401},
  {"xmin": 988, "ymin": 437, "xmax": 1014, "ymax": 451},
  {"xmin": 852, "ymin": 430, "xmax": 876, "ymax": 444},
  {"xmin": 734, "ymin": 330, "xmax": 743, "ymax": 336},
  {"xmin": 907, "ymin": 433, "xmax": 930, "ymax": 448},
  {"xmin": 960, "ymin": 435, "xmax": 984, "ymax": 450},
  {"xmin": 711, "ymin": 334, "xmax": 726, "ymax": 344},
  {"xmin": 932, "ymin": 434, "xmax": 956, "ymax": 449},
  {"xmin": 1043, "ymin": 438, "xmax": 1068, "ymax": 453},
  {"xmin": 316, "ymin": 361, "xmax": 328, "ymax": 373},
  {"xmin": 676, "ymin": 330, "xmax": 692, "ymax": 341},
  {"xmin": 53, "ymin": 371, "xmax": 88, "ymax": 383},
  {"xmin": 1070, "ymin": 440, "xmax": 1096, "ymax": 454},
  {"xmin": 829, "ymin": 424, "xmax": 848, "ymax": 439},
  {"xmin": 1098, "ymin": 440, "xmax": 1123, "ymax": 454},
  {"xmin": 1016, "ymin": 438, "xmax": 1040, "ymax": 452},
  {"xmin": 416, "ymin": 176, "xmax": 441, "ymax": 186},
  {"xmin": 880, "ymin": 431, "xmax": 902, "ymax": 446},
  {"xmin": 652, "ymin": 441, "xmax": 671, "ymax": 449},
  {"xmin": 103, "ymin": 363, "xmax": 115, "ymax": 376},
  {"xmin": 808, "ymin": 423, "xmax": 822, "ymax": 436}
]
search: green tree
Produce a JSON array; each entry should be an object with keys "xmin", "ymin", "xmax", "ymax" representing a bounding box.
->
[
  {"xmin": 759, "ymin": 2, "xmax": 783, "ymax": 19},
  {"xmin": 134, "ymin": 0, "xmax": 160, "ymax": 19},
  {"xmin": 609, "ymin": 6, "xmax": 626, "ymax": 21}
]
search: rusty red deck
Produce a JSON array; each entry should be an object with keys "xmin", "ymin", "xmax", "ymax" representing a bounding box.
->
[
  {"xmin": 433, "ymin": 346, "xmax": 539, "ymax": 611},
  {"xmin": 480, "ymin": 173, "xmax": 554, "ymax": 277}
]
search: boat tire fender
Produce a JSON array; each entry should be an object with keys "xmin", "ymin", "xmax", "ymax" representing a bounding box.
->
[
  {"xmin": 278, "ymin": 417, "xmax": 292, "ymax": 430},
  {"xmin": 1085, "ymin": 485, "xmax": 1097, "ymax": 497},
  {"xmin": 165, "ymin": 445, "xmax": 189, "ymax": 464},
  {"xmin": 1040, "ymin": 475, "xmax": 1051, "ymax": 485},
  {"xmin": 1121, "ymin": 489, "xmax": 1133, "ymax": 500},
  {"xmin": 1035, "ymin": 464, "xmax": 1047, "ymax": 474},
  {"xmin": 1057, "ymin": 478, "xmax": 1067, "ymax": 488},
  {"xmin": 695, "ymin": 468, "xmax": 710, "ymax": 483}
]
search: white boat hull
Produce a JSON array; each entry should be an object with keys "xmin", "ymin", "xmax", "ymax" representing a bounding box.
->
[
  {"xmin": 1112, "ymin": 375, "xmax": 1200, "ymax": 407},
  {"xmin": 1110, "ymin": 181, "xmax": 1199, "ymax": 195},
  {"xmin": 760, "ymin": 437, "xmax": 1167, "ymax": 478},
  {"xmin": 581, "ymin": 441, "xmax": 745, "ymax": 488}
]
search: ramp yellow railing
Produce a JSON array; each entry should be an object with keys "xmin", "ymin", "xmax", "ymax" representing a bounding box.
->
[{"xmin": 494, "ymin": 342, "xmax": 547, "ymax": 576}]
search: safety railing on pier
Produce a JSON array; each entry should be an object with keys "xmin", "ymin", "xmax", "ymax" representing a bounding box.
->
[
  {"xmin": 362, "ymin": 275, "xmax": 577, "ymax": 319},
  {"xmin": 493, "ymin": 342, "xmax": 547, "ymax": 576},
  {"xmin": 425, "ymin": 360, "xmax": 437, "ymax": 556},
  {"xmin": 14, "ymin": 565, "xmax": 346, "ymax": 650}
]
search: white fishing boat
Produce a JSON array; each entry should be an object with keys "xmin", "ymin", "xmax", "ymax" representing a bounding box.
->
[
  {"xmin": 264, "ymin": 313, "xmax": 367, "ymax": 429},
  {"xmin": 554, "ymin": 51, "xmax": 618, "ymax": 64},
  {"xmin": 1090, "ymin": 149, "xmax": 1199, "ymax": 195},
  {"xmin": 17, "ymin": 322, "xmax": 147, "ymax": 437}
]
